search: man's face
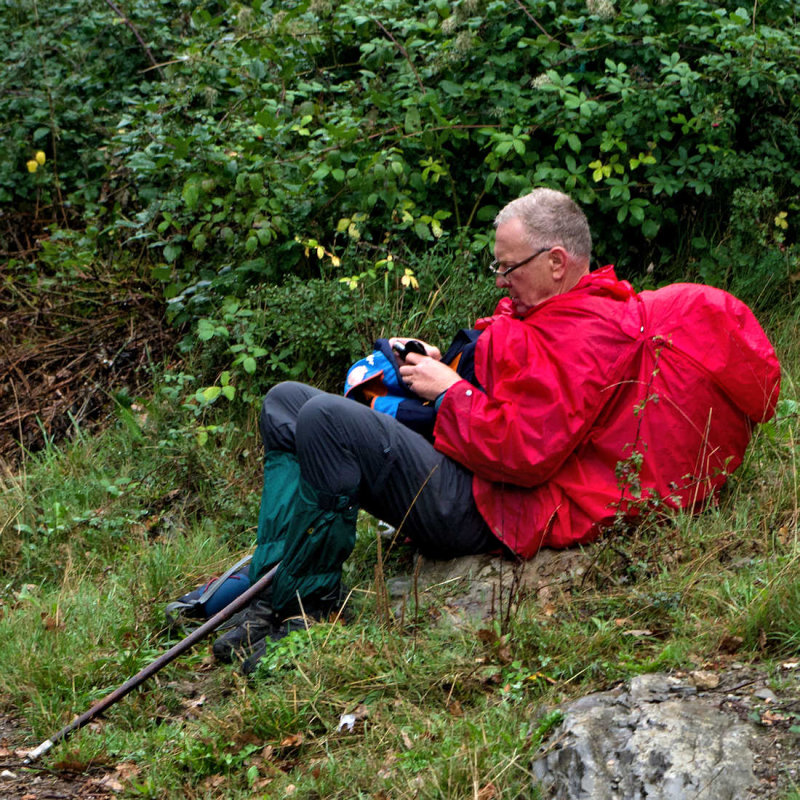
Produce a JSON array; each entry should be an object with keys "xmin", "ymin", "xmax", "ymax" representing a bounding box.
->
[{"xmin": 493, "ymin": 216, "xmax": 559, "ymax": 316}]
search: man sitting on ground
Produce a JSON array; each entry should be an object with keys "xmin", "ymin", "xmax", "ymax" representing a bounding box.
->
[{"xmin": 213, "ymin": 188, "xmax": 781, "ymax": 674}]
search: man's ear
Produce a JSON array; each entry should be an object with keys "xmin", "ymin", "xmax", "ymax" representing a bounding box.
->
[{"xmin": 549, "ymin": 247, "xmax": 568, "ymax": 281}]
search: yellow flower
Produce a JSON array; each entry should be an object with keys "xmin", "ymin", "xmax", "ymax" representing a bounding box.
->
[
  {"xmin": 774, "ymin": 211, "xmax": 789, "ymax": 230},
  {"xmin": 26, "ymin": 160, "xmax": 38, "ymax": 173},
  {"xmin": 35, "ymin": 151, "xmax": 46, "ymax": 166},
  {"xmin": 400, "ymin": 268, "xmax": 419, "ymax": 290}
]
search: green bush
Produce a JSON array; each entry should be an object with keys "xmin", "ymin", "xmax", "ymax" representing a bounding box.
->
[
  {"xmin": 105, "ymin": 0, "xmax": 800, "ymax": 307},
  {"xmin": 3, "ymin": 0, "xmax": 799, "ymax": 317},
  {"xmin": 0, "ymin": 0, "xmax": 191, "ymax": 219},
  {"xmin": 180, "ymin": 244, "xmax": 503, "ymax": 418}
]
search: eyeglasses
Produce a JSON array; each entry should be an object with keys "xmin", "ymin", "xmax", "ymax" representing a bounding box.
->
[{"xmin": 488, "ymin": 246, "xmax": 552, "ymax": 277}]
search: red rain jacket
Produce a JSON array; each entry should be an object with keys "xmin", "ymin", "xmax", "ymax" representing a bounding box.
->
[{"xmin": 433, "ymin": 266, "xmax": 781, "ymax": 558}]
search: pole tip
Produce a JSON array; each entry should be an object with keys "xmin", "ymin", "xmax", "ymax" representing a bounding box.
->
[{"xmin": 23, "ymin": 738, "xmax": 54, "ymax": 764}]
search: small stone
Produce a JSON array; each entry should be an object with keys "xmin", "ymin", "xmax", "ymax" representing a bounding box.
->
[
  {"xmin": 689, "ymin": 670, "xmax": 720, "ymax": 690},
  {"xmin": 0, "ymin": 770, "xmax": 16, "ymax": 779},
  {"xmin": 386, "ymin": 577, "xmax": 412, "ymax": 598},
  {"xmin": 753, "ymin": 688, "xmax": 778, "ymax": 703}
]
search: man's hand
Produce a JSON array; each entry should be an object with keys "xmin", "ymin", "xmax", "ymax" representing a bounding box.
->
[{"xmin": 398, "ymin": 353, "xmax": 461, "ymax": 401}]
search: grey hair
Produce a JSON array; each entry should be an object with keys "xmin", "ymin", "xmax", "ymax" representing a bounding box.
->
[{"xmin": 494, "ymin": 188, "xmax": 592, "ymax": 261}]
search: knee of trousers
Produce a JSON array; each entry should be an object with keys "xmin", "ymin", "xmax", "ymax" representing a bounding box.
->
[
  {"xmin": 260, "ymin": 381, "xmax": 309, "ymax": 447},
  {"xmin": 294, "ymin": 393, "xmax": 355, "ymax": 448}
]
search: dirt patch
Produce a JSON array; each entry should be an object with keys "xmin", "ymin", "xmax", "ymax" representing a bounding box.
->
[
  {"xmin": 0, "ymin": 715, "xmax": 117, "ymax": 800},
  {"xmin": 714, "ymin": 663, "xmax": 800, "ymax": 798}
]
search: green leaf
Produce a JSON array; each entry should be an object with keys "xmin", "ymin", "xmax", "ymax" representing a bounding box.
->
[
  {"xmin": 567, "ymin": 134, "xmax": 581, "ymax": 153},
  {"xmin": 222, "ymin": 385, "xmax": 236, "ymax": 401},
  {"xmin": 404, "ymin": 106, "xmax": 421, "ymax": 133},
  {"xmin": 163, "ymin": 244, "xmax": 181, "ymax": 263},
  {"xmin": 197, "ymin": 319, "xmax": 216, "ymax": 341},
  {"xmin": 414, "ymin": 221, "xmax": 433, "ymax": 241},
  {"xmin": 151, "ymin": 265, "xmax": 172, "ymax": 281},
  {"xmin": 642, "ymin": 219, "xmax": 660, "ymax": 238},
  {"xmin": 439, "ymin": 80, "xmax": 462, "ymax": 96},
  {"xmin": 201, "ymin": 385, "xmax": 221, "ymax": 402},
  {"xmin": 182, "ymin": 181, "xmax": 200, "ymax": 210},
  {"xmin": 243, "ymin": 356, "xmax": 257, "ymax": 374}
]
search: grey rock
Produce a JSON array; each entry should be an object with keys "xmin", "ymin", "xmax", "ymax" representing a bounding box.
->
[
  {"xmin": 403, "ymin": 549, "xmax": 590, "ymax": 620},
  {"xmin": 753, "ymin": 688, "xmax": 778, "ymax": 703},
  {"xmin": 532, "ymin": 673, "xmax": 757, "ymax": 800},
  {"xmin": 385, "ymin": 576, "xmax": 413, "ymax": 599}
]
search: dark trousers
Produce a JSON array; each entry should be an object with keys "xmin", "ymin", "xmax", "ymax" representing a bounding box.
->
[{"xmin": 259, "ymin": 382, "xmax": 500, "ymax": 559}]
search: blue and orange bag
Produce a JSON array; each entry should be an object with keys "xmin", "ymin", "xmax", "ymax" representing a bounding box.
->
[{"xmin": 344, "ymin": 329, "xmax": 482, "ymax": 439}]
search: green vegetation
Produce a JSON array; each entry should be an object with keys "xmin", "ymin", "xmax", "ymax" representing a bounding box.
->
[
  {"xmin": 2, "ymin": 0, "xmax": 800, "ymax": 796},
  {"xmin": 0, "ymin": 313, "xmax": 798, "ymax": 797}
]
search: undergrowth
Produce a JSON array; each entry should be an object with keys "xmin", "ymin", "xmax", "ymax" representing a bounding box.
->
[{"xmin": 0, "ymin": 312, "xmax": 797, "ymax": 798}]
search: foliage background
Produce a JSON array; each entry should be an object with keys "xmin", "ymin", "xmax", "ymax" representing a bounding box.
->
[{"xmin": 4, "ymin": 0, "xmax": 799, "ymax": 392}]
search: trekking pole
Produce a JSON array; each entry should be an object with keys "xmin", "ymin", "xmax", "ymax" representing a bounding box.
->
[{"xmin": 24, "ymin": 562, "xmax": 280, "ymax": 764}]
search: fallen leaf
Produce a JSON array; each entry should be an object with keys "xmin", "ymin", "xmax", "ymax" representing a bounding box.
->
[
  {"xmin": 761, "ymin": 710, "xmax": 788, "ymax": 726},
  {"xmin": 401, "ymin": 730, "xmax": 414, "ymax": 750},
  {"xmin": 477, "ymin": 783, "xmax": 498, "ymax": 800},
  {"xmin": 41, "ymin": 613, "xmax": 64, "ymax": 632},
  {"xmin": 447, "ymin": 699, "xmax": 464, "ymax": 717},
  {"xmin": 285, "ymin": 784, "xmax": 297, "ymax": 795},
  {"xmin": 476, "ymin": 628, "xmax": 498, "ymax": 645},
  {"xmin": 719, "ymin": 634, "xmax": 744, "ymax": 654},
  {"xmin": 115, "ymin": 762, "xmax": 141, "ymax": 781},
  {"xmin": 93, "ymin": 774, "xmax": 124, "ymax": 792},
  {"xmin": 622, "ymin": 629, "xmax": 653, "ymax": 637},
  {"xmin": 526, "ymin": 672, "xmax": 557, "ymax": 685},
  {"xmin": 260, "ymin": 745, "xmax": 275, "ymax": 761},
  {"xmin": 280, "ymin": 733, "xmax": 304, "ymax": 748}
]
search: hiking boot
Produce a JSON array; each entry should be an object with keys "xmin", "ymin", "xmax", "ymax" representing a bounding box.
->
[
  {"xmin": 240, "ymin": 616, "xmax": 310, "ymax": 676},
  {"xmin": 240, "ymin": 583, "xmax": 351, "ymax": 676},
  {"xmin": 211, "ymin": 596, "xmax": 277, "ymax": 663}
]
